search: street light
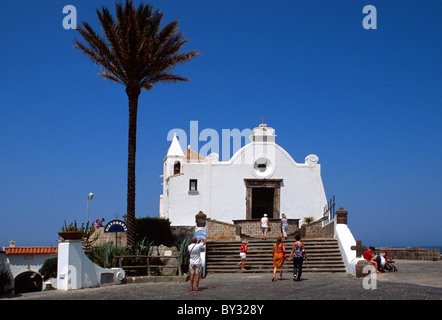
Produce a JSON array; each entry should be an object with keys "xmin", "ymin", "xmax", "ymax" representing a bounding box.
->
[{"xmin": 87, "ymin": 192, "xmax": 94, "ymax": 223}]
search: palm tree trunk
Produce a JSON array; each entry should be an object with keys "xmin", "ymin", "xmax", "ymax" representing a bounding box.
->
[{"xmin": 126, "ymin": 87, "xmax": 141, "ymax": 247}]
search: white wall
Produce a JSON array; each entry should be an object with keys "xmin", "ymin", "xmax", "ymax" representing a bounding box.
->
[
  {"xmin": 334, "ymin": 222, "xmax": 367, "ymax": 276},
  {"xmin": 57, "ymin": 240, "xmax": 125, "ymax": 291},
  {"xmin": 0, "ymin": 250, "xmax": 57, "ymax": 292},
  {"xmin": 5, "ymin": 254, "xmax": 56, "ymax": 279},
  {"xmin": 162, "ymin": 140, "xmax": 327, "ymax": 226}
]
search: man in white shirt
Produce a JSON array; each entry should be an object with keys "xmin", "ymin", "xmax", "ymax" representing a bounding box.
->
[
  {"xmin": 188, "ymin": 237, "xmax": 207, "ymax": 291},
  {"xmin": 261, "ymin": 214, "xmax": 269, "ymax": 240}
]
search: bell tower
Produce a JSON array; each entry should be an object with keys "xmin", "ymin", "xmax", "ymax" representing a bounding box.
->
[{"xmin": 164, "ymin": 133, "xmax": 185, "ymax": 178}]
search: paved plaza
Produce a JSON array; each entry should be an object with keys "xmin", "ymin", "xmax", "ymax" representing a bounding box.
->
[{"xmin": 2, "ymin": 260, "xmax": 441, "ymax": 301}]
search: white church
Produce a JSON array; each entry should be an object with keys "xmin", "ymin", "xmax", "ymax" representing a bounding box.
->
[{"xmin": 159, "ymin": 124, "xmax": 328, "ymax": 228}]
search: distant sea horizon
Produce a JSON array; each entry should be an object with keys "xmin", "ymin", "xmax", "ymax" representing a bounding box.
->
[{"xmin": 373, "ymin": 244, "xmax": 442, "ymax": 252}]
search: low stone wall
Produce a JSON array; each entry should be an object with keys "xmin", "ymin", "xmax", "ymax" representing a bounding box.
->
[
  {"xmin": 206, "ymin": 219, "xmax": 239, "ymax": 240},
  {"xmin": 233, "ymin": 219, "xmax": 299, "ymax": 239},
  {"xmin": 376, "ymin": 247, "xmax": 441, "ymax": 261},
  {"xmin": 206, "ymin": 218, "xmax": 300, "ymax": 240},
  {"xmin": 92, "ymin": 227, "xmax": 127, "ymax": 247},
  {"xmin": 301, "ymin": 217, "xmax": 334, "ymax": 239}
]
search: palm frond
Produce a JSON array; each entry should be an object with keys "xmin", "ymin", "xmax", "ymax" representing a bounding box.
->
[{"xmin": 74, "ymin": 0, "xmax": 199, "ymax": 92}]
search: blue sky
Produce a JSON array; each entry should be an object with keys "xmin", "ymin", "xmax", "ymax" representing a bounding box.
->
[{"xmin": 0, "ymin": 0, "xmax": 440, "ymax": 248}]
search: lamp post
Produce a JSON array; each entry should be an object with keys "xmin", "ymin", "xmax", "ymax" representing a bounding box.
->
[{"xmin": 87, "ymin": 192, "xmax": 94, "ymax": 223}]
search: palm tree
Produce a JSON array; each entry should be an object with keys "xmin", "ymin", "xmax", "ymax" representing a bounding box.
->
[{"xmin": 74, "ymin": 1, "xmax": 199, "ymax": 246}]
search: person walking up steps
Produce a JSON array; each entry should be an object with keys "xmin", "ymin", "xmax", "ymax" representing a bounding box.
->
[
  {"xmin": 237, "ymin": 240, "xmax": 248, "ymax": 271},
  {"xmin": 288, "ymin": 234, "xmax": 306, "ymax": 281},
  {"xmin": 272, "ymin": 237, "xmax": 286, "ymax": 281}
]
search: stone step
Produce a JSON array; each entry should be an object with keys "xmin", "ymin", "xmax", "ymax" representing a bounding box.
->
[
  {"xmin": 208, "ymin": 248, "xmax": 342, "ymax": 254},
  {"xmin": 207, "ymin": 256, "xmax": 344, "ymax": 263},
  {"xmin": 206, "ymin": 264, "xmax": 347, "ymax": 270},
  {"xmin": 207, "ymin": 247, "xmax": 341, "ymax": 255},
  {"xmin": 207, "ymin": 253, "xmax": 343, "ymax": 261},
  {"xmin": 205, "ymin": 268, "xmax": 346, "ymax": 274},
  {"xmin": 207, "ymin": 263, "xmax": 345, "ymax": 270},
  {"xmin": 207, "ymin": 238, "xmax": 339, "ymax": 244},
  {"xmin": 207, "ymin": 265, "xmax": 347, "ymax": 273},
  {"xmin": 207, "ymin": 240, "xmax": 340, "ymax": 248},
  {"xmin": 207, "ymin": 247, "xmax": 342, "ymax": 253},
  {"xmin": 207, "ymin": 253, "xmax": 341, "ymax": 258},
  {"xmin": 205, "ymin": 238, "xmax": 346, "ymax": 274},
  {"xmin": 207, "ymin": 239, "xmax": 340, "ymax": 245}
]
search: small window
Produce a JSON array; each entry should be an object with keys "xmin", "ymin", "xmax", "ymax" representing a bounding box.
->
[
  {"xmin": 189, "ymin": 179, "xmax": 198, "ymax": 191},
  {"xmin": 174, "ymin": 161, "xmax": 181, "ymax": 174}
]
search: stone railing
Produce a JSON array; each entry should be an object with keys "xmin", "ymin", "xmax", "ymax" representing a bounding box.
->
[
  {"xmin": 297, "ymin": 207, "xmax": 364, "ymax": 276},
  {"xmin": 376, "ymin": 247, "xmax": 441, "ymax": 261},
  {"xmin": 233, "ymin": 219, "xmax": 299, "ymax": 239},
  {"xmin": 301, "ymin": 208, "xmax": 348, "ymax": 239},
  {"xmin": 301, "ymin": 216, "xmax": 331, "ymax": 238},
  {"xmin": 92, "ymin": 227, "xmax": 127, "ymax": 247},
  {"xmin": 206, "ymin": 218, "xmax": 300, "ymax": 240},
  {"xmin": 206, "ymin": 219, "xmax": 240, "ymax": 241}
]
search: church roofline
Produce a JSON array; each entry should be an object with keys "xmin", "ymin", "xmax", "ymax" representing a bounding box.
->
[
  {"xmin": 210, "ymin": 141, "xmax": 320, "ymax": 168},
  {"xmin": 163, "ymin": 124, "xmax": 320, "ymax": 167}
]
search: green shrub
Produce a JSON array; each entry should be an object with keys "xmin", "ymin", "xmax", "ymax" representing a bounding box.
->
[
  {"xmin": 0, "ymin": 266, "xmax": 13, "ymax": 295},
  {"xmin": 303, "ymin": 216, "xmax": 315, "ymax": 224},
  {"xmin": 177, "ymin": 237, "xmax": 192, "ymax": 273},
  {"xmin": 38, "ymin": 257, "xmax": 58, "ymax": 281},
  {"xmin": 135, "ymin": 216, "xmax": 173, "ymax": 246},
  {"xmin": 87, "ymin": 237, "xmax": 155, "ymax": 275}
]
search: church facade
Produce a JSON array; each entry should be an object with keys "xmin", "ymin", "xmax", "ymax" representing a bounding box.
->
[{"xmin": 159, "ymin": 124, "xmax": 328, "ymax": 228}]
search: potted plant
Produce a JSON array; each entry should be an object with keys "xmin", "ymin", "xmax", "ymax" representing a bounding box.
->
[{"xmin": 58, "ymin": 220, "xmax": 85, "ymax": 240}]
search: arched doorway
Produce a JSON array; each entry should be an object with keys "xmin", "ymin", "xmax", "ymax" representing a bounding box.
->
[{"xmin": 14, "ymin": 271, "xmax": 43, "ymax": 294}]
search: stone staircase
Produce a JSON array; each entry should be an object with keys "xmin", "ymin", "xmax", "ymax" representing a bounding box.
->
[{"xmin": 206, "ymin": 238, "xmax": 346, "ymax": 274}]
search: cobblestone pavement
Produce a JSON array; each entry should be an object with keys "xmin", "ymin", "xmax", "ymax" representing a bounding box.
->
[{"xmin": 2, "ymin": 260, "xmax": 441, "ymax": 301}]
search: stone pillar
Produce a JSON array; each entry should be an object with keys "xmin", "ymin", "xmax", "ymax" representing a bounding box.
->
[
  {"xmin": 355, "ymin": 259, "xmax": 370, "ymax": 278},
  {"xmin": 57, "ymin": 240, "xmax": 84, "ymax": 291},
  {"xmin": 335, "ymin": 207, "xmax": 348, "ymax": 224},
  {"xmin": 195, "ymin": 211, "xmax": 207, "ymax": 227}
]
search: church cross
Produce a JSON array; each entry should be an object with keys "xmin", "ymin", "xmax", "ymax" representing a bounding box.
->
[
  {"xmin": 260, "ymin": 116, "xmax": 266, "ymax": 124},
  {"xmin": 350, "ymin": 240, "xmax": 367, "ymax": 257}
]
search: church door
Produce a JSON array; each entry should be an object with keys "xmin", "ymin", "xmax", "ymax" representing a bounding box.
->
[
  {"xmin": 251, "ymin": 188, "xmax": 274, "ymax": 219},
  {"xmin": 245, "ymin": 179, "xmax": 282, "ymax": 219}
]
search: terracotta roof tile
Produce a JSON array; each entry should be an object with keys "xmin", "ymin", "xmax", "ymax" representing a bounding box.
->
[
  {"xmin": 5, "ymin": 246, "xmax": 58, "ymax": 255},
  {"xmin": 186, "ymin": 148, "xmax": 205, "ymax": 161}
]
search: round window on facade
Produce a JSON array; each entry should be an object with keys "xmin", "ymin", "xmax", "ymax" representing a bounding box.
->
[{"xmin": 252, "ymin": 157, "xmax": 274, "ymax": 178}]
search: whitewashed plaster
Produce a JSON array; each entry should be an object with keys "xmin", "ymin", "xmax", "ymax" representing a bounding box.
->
[
  {"xmin": 160, "ymin": 125, "xmax": 328, "ymax": 227},
  {"xmin": 57, "ymin": 240, "xmax": 125, "ymax": 291}
]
